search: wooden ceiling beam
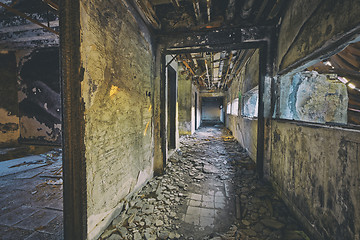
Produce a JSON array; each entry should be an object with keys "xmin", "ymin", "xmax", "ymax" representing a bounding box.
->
[
  {"xmin": 132, "ymin": 0, "xmax": 161, "ymax": 29},
  {"xmin": 158, "ymin": 26, "xmax": 272, "ymax": 50},
  {"xmin": 206, "ymin": 0, "xmax": 211, "ymax": 22},
  {"xmin": 225, "ymin": 0, "xmax": 236, "ymax": 22},
  {"xmin": 42, "ymin": 0, "xmax": 59, "ymax": 11},
  {"xmin": 0, "ymin": 2, "xmax": 59, "ymax": 35},
  {"xmin": 170, "ymin": 0, "xmax": 180, "ymax": 9},
  {"xmin": 240, "ymin": 0, "xmax": 256, "ymax": 19},
  {"xmin": 192, "ymin": 0, "xmax": 202, "ymax": 24},
  {"xmin": 221, "ymin": 52, "xmax": 233, "ymax": 89},
  {"xmin": 255, "ymin": 0, "xmax": 279, "ymax": 23}
]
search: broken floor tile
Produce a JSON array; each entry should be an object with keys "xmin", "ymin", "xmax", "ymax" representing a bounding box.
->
[{"xmin": 99, "ymin": 126, "xmax": 310, "ymax": 240}]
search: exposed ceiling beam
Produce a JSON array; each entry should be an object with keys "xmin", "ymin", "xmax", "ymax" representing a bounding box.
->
[
  {"xmin": 150, "ymin": 0, "xmax": 172, "ymax": 5},
  {"xmin": 182, "ymin": 59, "xmax": 196, "ymax": 76},
  {"xmin": 42, "ymin": 0, "xmax": 59, "ymax": 11},
  {"xmin": 267, "ymin": 0, "xmax": 287, "ymax": 20},
  {"xmin": 221, "ymin": 52, "xmax": 233, "ymax": 89},
  {"xmin": 254, "ymin": 0, "xmax": 277, "ymax": 23},
  {"xmin": 132, "ymin": 0, "xmax": 161, "ymax": 29},
  {"xmin": 170, "ymin": 0, "xmax": 180, "ymax": 8},
  {"xmin": 206, "ymin": 0, "xmax": 211, "ymax": 22},
  {"xmin": 0, "ymin": 2, "xmax": 59, "ymax": 35},
  {"xmin": 192, "ymin": 0, "xmax": 202, "ymax": 24},
  {"xmin": 158, "ymin": 26, "xmax": 272, "ymax": 50},
  {"xmin": 225, "ymin": 0, "xmax": 236, "ymax": 22},
  {"xmin": 240, "ymin": 0, "xmax": 256, "ymax": 19},
  {"xmin": 205, "ymin": 59, "xmax": 210, "ymax": 88}
]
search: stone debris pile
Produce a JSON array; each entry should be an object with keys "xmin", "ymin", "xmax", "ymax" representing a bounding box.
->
[{"xmin": 100, "ymin": 126, "xmax": 310, "ymax": 240}]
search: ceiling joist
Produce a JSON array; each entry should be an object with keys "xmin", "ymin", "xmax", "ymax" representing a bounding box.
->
[{"xmin": 0, "ymin": 2, "xmax": 59, "ymax": 35}]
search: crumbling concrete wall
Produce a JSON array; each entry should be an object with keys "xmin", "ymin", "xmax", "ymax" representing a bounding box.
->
[
  {"xmin": 0, "ymin": 51, "xmax": 20, "ymax": 146},
  {"xmin": 178, "ymin": 65, "xmax": 193, "ymax": 135},
  {"xmin": 271, "ymin": 121, "xmax": 360, "ymax": 239},
  {"xmin": 226, "ymin": 50, "xmax": 259, "ymax": 160},
  {"xmin": 178, "ymin": 64, "xmax": 200, "ymax": 135},
  {"xmin": 270, "ymin": 1, "xmax": 360, "ymax": 239},
  {"xmin": 79, "ymin": 0, "xmax": 155, "ymax": 238},
  {"xmin": 277, "ymin": 71, "xmax": 348, "ymax": 124},
  {"xmin": 17, "ymin": 48, "xmax": 61, "ymax": 145}
]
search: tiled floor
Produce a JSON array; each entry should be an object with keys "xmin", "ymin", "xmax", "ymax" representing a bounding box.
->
[
  {"xmin": 100, "ymin": 124, "xmax": 310, "ymax": 239},
  {"xmin": 184, "ymin": 192, "xmax": 226, "ymax": 227},
  {"xmin": 0, "ymin": 147, "xmax": 63, "ymax": 240}
]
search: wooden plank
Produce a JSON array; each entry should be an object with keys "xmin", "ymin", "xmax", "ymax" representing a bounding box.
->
[
  {"xmin": 132, "ymin": 0, "xmax": 161, "ymax": 29},
  {"xmin": 158, "ymin": 26, "xmax": 271, "ymax": 49},
  {"xmin": 43, "ymin": 0, "xmax": 59, "ymax": 11},
  {"xmin": 0, "ymin": 2, "xmax": 59, "ymax": 35},
  {"xmin": 192, "ymin": 0, "xmax": 202, "ymax": 24},
  {"xmin": 226, "ymin": 0, "xmax": 236, "ymax": 21}
]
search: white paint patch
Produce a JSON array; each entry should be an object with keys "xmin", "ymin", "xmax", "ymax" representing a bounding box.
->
[
  {"xmin": 135, "ymin": 170, "xmax": 150, "ymax": 190},
  {"xmin": 54, "ymin": 123, "xmax": 62, "ymax": 130}
]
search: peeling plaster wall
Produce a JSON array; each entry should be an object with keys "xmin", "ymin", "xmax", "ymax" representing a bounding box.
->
[
  {"xmin": 17, "ymin": 48, "xmax": 61, "ymax": 144},
  {"xmin": 277, "ymin": 71, "xmax": 348, "ymax": 124},
  {"xmin": 271, "ymin": 2, "xmax": 360, "ymax": 239},
  {"xmin": 226, "ymin": 50, "xmax": 259, "ymax": 160},
  {"xmin": 79, "ymin": 1, "xmax": 155, "ymax": 239},
  {"xmin": 0, "ymin": 51, "xmax": 19, "ymax": 145},
  {"xmin": 178, "ymin": 66, "xmax": 193, "ymax": 135},
  {"xmin": 270, "ymin": 121, "xmax": 360, "ymax": 239}
]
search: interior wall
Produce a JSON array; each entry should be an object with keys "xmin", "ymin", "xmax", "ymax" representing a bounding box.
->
[
  {"xmin": 79, "ymin": 0, "xmax": 155, "ymax": 238},
  {"xmin": 178, "ymin": 66, "xmax": 192, "ymax": 135},
  {"xmin": 277, "ymin": 0, "xmax": 360, "ymax": 73},
  {"xmin": 192, "ymin": 84, "xmax": 200, "ymax": 132},
  {"xmin": 271, "ymin": 121, "xmax": 360, "ymax": 239},
  {"xmin": 0, "ymin": 51, "xmax": 19, "ymax": 146},
  {"xmin": 271, "ymin": 1, "xmax": 360, "ymax": 239},
  {"xmin": 226, "ymin": 50, "xmax": 259, "ymax": 160},
  {"xmin": 17, "ymin": 48, "xmax": 62, "ymax": 145},
  {"xmin": 201, "ymin": 97, "xmax": 222, "ymax": 121},
  {"xmin": 165, "ymin": 55, "xmax": 179, "ymax": 152}
]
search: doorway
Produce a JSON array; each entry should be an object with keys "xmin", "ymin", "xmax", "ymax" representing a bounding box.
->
[
  {"xmin": 201, "ymin": 97, "xmax": 224, "ymax": 125},
  {"xmin": 167, "ymin": 66, "xmax": 177, "ymax": 150}
]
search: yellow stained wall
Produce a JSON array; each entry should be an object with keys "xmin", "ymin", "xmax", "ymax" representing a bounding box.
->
[{"xmin": 79, "ymin": 1, "xmax": 155, "ymax": 238}]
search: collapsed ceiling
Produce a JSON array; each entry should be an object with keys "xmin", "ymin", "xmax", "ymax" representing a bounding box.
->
[
  {"xmin": 176, "ymin": 49, "xmax": 257, "ymax": 90},
  {"xmin": 134, "ymin": 0, "xmax": 288, "ymax": 91},
  {"xmin": 0, "ymin": 0, "xmax": 287, "ymax": 90},
  {"xmin": 0, "ymin": 0, "xmax": 59, "ymax": 50}
]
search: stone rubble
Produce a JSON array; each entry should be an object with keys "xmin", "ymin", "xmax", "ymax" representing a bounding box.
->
[{"xmin": 100, "ymin": 126, "xmax": 310, "ymax": 240}]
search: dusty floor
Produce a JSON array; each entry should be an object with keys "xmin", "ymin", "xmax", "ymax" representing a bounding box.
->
[
  {"xmin": 0, "ymin": 146, "xmax": 63, "ymax": 240},
  {"xmin": 100, "ymin": 125, "xmax": 310, "ymax": 240}
]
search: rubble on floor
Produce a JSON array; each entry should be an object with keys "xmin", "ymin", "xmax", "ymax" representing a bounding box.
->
[{"xmin": 100, "ymin": 126, "xmax": 310, "ymax": 240}]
